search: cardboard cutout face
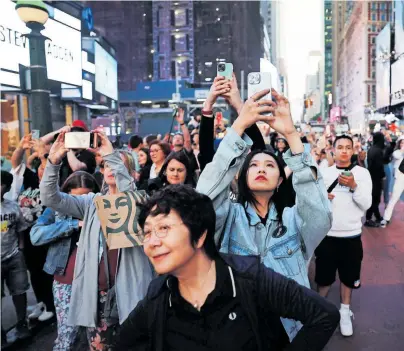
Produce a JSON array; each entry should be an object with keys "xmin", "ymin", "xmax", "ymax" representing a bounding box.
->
[{"xmin": 94, "ymin": 191, "xmax": 145, "ymax": 249}]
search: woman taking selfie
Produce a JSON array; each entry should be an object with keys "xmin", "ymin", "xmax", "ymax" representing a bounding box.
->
[
  {"xmin": 40, "ymin": 129, "xmax": 154, "ymax": 351},
  {"xmin": 31, "ymin": 171, "xmax": 99, "ymax": 350},
  {"xmin": 197, "ymin": 88, "xmax": 332, "ymax": 340}
]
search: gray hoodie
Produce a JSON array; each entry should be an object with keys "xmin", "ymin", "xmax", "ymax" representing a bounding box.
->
[{"xmin": 40, "ymin": 151, "xmax": 154, "ymax": 327}]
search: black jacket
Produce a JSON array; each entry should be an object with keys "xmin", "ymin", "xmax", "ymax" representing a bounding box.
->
[{"xmin": 117, "ymin": 254, "xmax": 339, "ymax": 351}]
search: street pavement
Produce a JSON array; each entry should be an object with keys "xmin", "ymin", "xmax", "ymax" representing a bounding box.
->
[{"xmin": 2, "ymin": 202, "xmax": 404, "ymax": 350}]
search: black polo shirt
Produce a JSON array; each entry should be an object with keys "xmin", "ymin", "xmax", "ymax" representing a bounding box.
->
[{"xmin": 165, "ymin": 258, "xmax": 257, "ymax": 351}]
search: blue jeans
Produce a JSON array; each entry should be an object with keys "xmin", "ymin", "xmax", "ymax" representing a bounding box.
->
[{"xmin": 383, "ymin": 163, "xmax": 393, "ymax": 204}]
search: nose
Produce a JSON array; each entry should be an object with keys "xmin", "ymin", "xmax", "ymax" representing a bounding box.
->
[
  {"xmin": 258, "ymin": 167, "xmax": 266, "ymax": 174},
  {"xmin": 148, "ymin": 232, "xmax": 162, "ymax": 247}
]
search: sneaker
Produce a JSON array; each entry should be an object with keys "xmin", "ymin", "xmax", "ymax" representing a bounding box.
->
[
  {"xmin": 15, "ymin": 323, "xmax": 31, "ymax": 340},
  {"xmin": 380, "ymin": 219, "xmax": 389, "ymax": 228},
  {"xmin": 364, "ymin": 220, "xmax": 380, "ymax": 228},
  {"xmin": 28, "ymin": 302, "xmax": 45, "ymax": 319},
  {"xmin": 38, "ymin": 310, "xmax": 54, "ymax": 322},
  {"xmin": 339, "ymin": 308, "xmax": 354, "ymax": 336}
]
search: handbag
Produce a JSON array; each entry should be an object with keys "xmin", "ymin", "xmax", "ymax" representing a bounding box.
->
[
  {"xmin": 399, "ymin": 159, "xmax": 404, "ymax": 174},
  {"xmin": 101, "ymin": 234, "xmax": 120, "ymax": 326}
]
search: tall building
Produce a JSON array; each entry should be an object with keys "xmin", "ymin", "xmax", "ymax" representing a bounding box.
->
[
  {"xmin": 85, "ymin": 1, "xmax": 153, "ymax": 91},
  {"xmin": 324, "ymin": 1, "xmax": 333, "ymax": 118},
  {"xmin": 333, "ymin": 1, "xmax": 393, "ymax": 131},
  {"xmin": 152, "ymin": 1, "xmax": 263, "ymax": 85}
]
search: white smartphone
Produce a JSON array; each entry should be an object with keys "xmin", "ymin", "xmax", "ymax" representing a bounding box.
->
[
  {"xmin": 65, "ymin": 132, "xmax": 91, "ymax": 149},
  {"xmin": 217, "ymin": 62, "xmax": 233, "ymax": 80},
  {"xmin": 248, "ymin": 72, "xmax": 272, "ymax": 116}
]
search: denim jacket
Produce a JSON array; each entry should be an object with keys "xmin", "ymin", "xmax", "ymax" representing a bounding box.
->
[
  {"xmin": 197, "ymin": 127, "xmax": 332, "ymax": 340},
  {"xmin": 30, "ymin": 207, "xmax": 79, "ymax": 276}
]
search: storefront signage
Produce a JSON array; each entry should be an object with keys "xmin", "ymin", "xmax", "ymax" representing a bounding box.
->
[
  {"xmin": 0, "ymin": 0, "xmax": 82, "ymax": 87},
  {"xmin": 95, "ymin": 42, "xmax": 118, "ymax": 101}
]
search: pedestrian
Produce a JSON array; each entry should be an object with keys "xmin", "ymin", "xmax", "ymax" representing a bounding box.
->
[
  {"xmin": 381, "ymin": 138, "xmax": 404, "ymax": 227},
  {"xmin": 1, "ymin": 171, "xmax": 31, "ymax": 343},
  {"xmin": 8, "ymin": 134, "xmax": 55, "ymax": 323},
  {"xmin": 315, "ymin": 135, "xmax": 372, "ymax": 336},
  {"xmin": 148, "ymin": 140, "xmax": 171, "ymax": 180},
  {"xmin": 30, "ymin": 171, "xmax": 100, "ymax": 350},
  {"xmin": 197, "ymin": 88, "xmax": 332, "ymax": 340},
  {"xmin": 40, "ymin": 129, "xmax": 154, "ymax": 351},
  {"xmin": 136, "ymin": 148, "xmax": 153, "ymax": 191},
  {"xmin": 128, "ymin": 134, "xmax": 144, "ymax": 175},
  {"xmin": 365, "ymin": 132, "xmax": 386, "ymax": 227},
  {"xmin": 116, "ymin": 185, "xmax": 340, "ymax": 351}
]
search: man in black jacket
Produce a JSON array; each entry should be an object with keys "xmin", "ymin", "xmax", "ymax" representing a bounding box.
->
[
  {"xmin": 117, "ymin": 185, "xmax": 339, "ymax": 351},
  {"xmin": 365, "ymin": 132, "xmax": 386, "ymax": 227}
]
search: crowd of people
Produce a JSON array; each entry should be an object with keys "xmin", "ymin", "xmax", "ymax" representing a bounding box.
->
[{"xmin": 1, "ymin": 72, "xmax": 403, "ymax": 351}]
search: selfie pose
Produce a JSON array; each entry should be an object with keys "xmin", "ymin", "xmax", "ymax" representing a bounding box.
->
[
  {"xmin": 40, "ymin": 129, "xmax": 153, "ymax": 351},
  {"xmin": 197, "ymin": 88, "xmax": 332, "ymax": 339}
]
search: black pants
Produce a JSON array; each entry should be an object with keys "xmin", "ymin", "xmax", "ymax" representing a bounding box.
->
[
  {"xmin": 366, "ymin": 177, "xmax": 383, "ymax": 221},
  {"xmin": 23, "ymin": 230, "xmax": 55, "ymax": 312}
]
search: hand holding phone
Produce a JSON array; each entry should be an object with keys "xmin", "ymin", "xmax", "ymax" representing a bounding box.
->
[
  {"xmin": 217, "ymin": 62, "xmax": 233, "ymax": 80},
  {"xmin": 32, "ymin": 130, "xmax": 40, "ymax": 140},
  {"xmin": 248, "ymin": 72, "xmax": 272, "ymax": 116}
]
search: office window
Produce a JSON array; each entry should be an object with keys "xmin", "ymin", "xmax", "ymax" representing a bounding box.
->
[
  {"xmin": 371, "ymin": 13, "xmax": 376, "ymax": 21},
  {"xmin": 157, "ymin": 36, "xmax": 160, "ymax": 52},
  {"xmin": 381, "ymin": 3, "xmax": 386, "ymax": 10},
  {"xmin": 381, "ymin": 13, "xmax": 386, "ymax": 21}
]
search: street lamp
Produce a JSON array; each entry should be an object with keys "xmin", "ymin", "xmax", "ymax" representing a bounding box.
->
[{"xmin": 15, "ymin": 0, "xmax": 53, "ymax": 135}]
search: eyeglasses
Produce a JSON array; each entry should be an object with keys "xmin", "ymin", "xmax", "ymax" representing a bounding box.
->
[
  {"xmin": 149, "ymin": 148, "xmax": 162, "ymax": 154},
  {"xmin": 140, "ymin": 222, "xmax": 184, "ymax": 243}
]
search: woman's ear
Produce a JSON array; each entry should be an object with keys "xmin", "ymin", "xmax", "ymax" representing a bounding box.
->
[
  {"xmin": 195, "ymin": 230, "xmax": 208, "ymax": 250},
  {"xmin": 277, "ymin": 177, "xmax": 283, "ymax": 188}
]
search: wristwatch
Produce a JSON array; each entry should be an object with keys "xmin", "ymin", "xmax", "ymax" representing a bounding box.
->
[{"xmin": 349, "ymin": 185, "xmax": 357, "ymax": 193}]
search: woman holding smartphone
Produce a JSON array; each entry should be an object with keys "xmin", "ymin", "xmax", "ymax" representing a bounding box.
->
[{"xmin": 197, "ymin": 88, "xmax": 332, "ymax": 341}]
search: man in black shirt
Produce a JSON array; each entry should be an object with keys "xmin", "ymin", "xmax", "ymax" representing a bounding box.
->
[{"xmin": 117, "ymin": 185, "xmax": 339, "ymax": 351}]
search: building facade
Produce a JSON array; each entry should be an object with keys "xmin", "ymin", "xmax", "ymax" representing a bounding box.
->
[
  {"xmin": 87, "ymin": 1, "xmax": 153, "ymax": 91},
  {"xmin": 334, "ymin": 0, "xmax": 393, "ymax": 131},
  {"xmin": 324, "ymin": 1, "xmax": 333, "ymax": 118}
]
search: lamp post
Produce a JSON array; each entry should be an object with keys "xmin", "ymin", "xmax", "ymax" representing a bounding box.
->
[{"xmin": 16, "ymin": 0, "xmax": 53, "ymax": 135}]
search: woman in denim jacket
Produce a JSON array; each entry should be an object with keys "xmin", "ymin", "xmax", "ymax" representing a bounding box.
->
[
  {"xmin": 30, "ymin": 171, "xmax": 99, "ymax": 350},
  {"xmin": 197, "ymin": 87, "xmax": 332, "ymax": 341}
]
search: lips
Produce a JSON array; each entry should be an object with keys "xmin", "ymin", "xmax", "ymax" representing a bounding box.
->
[
  {"xmin": 152, "ymin": 253, "xmax": 169, "ymax": 262},
  {"xmin": 255, "ymin": 176, "xmax": 267, "ymax": 181}
]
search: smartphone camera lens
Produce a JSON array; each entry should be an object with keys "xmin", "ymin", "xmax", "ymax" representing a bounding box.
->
[{"xmin": 218, "ymin": 64, "xmax": 225, "ymax": 72}]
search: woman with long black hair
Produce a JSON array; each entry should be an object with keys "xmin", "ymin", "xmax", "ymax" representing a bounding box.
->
[{"xmin": 197, "ymin": 88, "xmax": 332, "ymax": 341}]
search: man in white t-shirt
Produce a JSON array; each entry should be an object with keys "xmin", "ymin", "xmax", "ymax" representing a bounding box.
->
[{"xmin": 315, "ymin": 135, "xmax": 372, "ymax": 337}]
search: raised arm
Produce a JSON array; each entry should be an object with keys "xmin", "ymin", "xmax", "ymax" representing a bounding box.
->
[
  {"xmin": 176, "ymin": 108, "xmax": 192, "ymax": 153},
  {"xmin": 30, "ymin": 207, "xmax": 79, "ymax": 246},
  {"xmin": 259, "ymin": 263, "xmax": 339, "ymax": 350},
  {"xmin": 11, "ymin": 134, "xmax": 34, "ymax": 169},
  {"xmin": 197, "ymin": 89, "xmax": 276, "ymax": 244}
]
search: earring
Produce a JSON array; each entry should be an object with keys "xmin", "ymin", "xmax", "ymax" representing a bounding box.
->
[{"xmin": 276, "ymin": 185, "xmax": 280, "ymax": 192}]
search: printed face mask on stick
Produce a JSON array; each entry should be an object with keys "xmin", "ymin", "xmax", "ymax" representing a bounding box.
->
[{"xmin": 94, "ymin": 191, "xmax": 145, "ymax": 249}]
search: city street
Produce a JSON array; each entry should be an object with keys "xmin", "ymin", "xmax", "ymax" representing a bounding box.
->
[{"xmin": 2, "ymin": 202, "xmax": 403, "ymax": 350}]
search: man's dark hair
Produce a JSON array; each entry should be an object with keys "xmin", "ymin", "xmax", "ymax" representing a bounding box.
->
[
  {"xmin": 1, "ymin": 170, "xmax": 13, "ymax": 188},
  {"xmin": 138, "ymin": 185, "xmax": 218, "ymax": 259},
  {"xmin": 129, "ymin": 135, "xmax": 143, "ymax": 149},
  {"xmin": 333, "ymin": 135, "xmax": 353, "ymax": 148},
  {"xmin": 145, "ymin": 134, "xmax": 158, "ymax": 147}
]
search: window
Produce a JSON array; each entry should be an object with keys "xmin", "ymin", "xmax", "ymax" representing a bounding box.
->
[
  {"xmin": 381, "ymin": 3, "xmax": 386, "ymax": 10},
  {"xmin": 371, "ymin": 37, "xmax": 375, "ymax": 44},
  {"xmin": 371, "ymin": 71, "xmax": 376, "ymax": 79},
  {"xmin": 371, "ymin": 13, "xmax": 376, "ymax": 21},
  {"xmin": 371, "ymin": 3, "xmax": 377, "ymax": 10},
  {"xmin": 171, "ymin": 61, "xmax": 176, "ymax": 77},
  {"xmin": 381, "ymin": 13, "xmax": 386, "ymax": 21},
  {"xmin": 157, "ymin": 9, "xmax": 160, "ymax": 27},
  {"xmin": 157, "ymin": 36, "xmax": 160, "ymax": 52}
]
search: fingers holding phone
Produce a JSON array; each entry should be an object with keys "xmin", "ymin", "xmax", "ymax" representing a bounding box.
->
[{"xmin": 338, "ymin": 171, "xmax": 356, "ymax": 189}]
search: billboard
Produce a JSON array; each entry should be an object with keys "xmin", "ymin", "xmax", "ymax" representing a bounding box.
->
[
  {"xmin": 0, "ymin": 0, "xmax": 82, "ymax": 86},
  {"xmin": 375, "ymin": 23, "xmax": 391, "ymax": 109},
  {"xmin": 95, "ymin": 42, "xmax": 118, "ymax": 101},
  {"xmin": 395, "ymin": 0, "xmax": 404, "ymax": 57},
  {"xmin": 391, "ymin": 58, "xmax": 404, "ymax": 106}
]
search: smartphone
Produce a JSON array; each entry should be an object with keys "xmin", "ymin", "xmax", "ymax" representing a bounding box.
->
[
  {"xmin": 216, "ymin": 112, "xmax": 223, "ymax": 124},
  {"xmin": 217, "ymin": 62, "xmax": 233, "ymax": 80},
  {"xmin": 65, "ymin": 132, "xmax": 98, "ymax": 149},
  {"xmin": 32, "ymin": 130, "xmax": 40, "ymax": 139},
  {"xmin": 248, "ymin": 72, "xmax": 272, "ymax": 115},
  {"xmin": 171, "ymin": 105, "xmax": 178, "ymax": 119},
  {"xmin": 342, "ymin": 171, "xmax": 352, "ymax": 177}
]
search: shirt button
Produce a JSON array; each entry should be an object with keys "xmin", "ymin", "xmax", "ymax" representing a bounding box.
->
[
  {"xmin": 257, "ymin": 223, "xmax": 264, "ymax": 230},
  {"xmin": 235, "ymin": 141, "xmax": 244, "ymax": 150},
  {"xmin": 287, "ymin": 248, "xmax": 293, "ymax": 255}
]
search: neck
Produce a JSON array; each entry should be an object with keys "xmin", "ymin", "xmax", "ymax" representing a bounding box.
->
[
  {"xmin": 252, "ymin": 192, "xmax": 272, "ymax": 218},
  {"xmin": 155, "ymin": 160, "xmax": 164, "ymax": 169},
  {"xmin": 173, "ymin": 146, "xmax": 183, "ymax": 152},
  {"xmin": 108, "ymin": 184, "xmax": 118, "ymax": 195},
  {"xmin": 336, "ymin": 160, "xmax": 351, "ymax": 168},
  {"xmin": 176, "ymin": 251, "xmax": 215, "ymax": 292}
]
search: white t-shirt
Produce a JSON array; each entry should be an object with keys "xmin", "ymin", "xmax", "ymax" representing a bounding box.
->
[{"xmin": 320, "ymin": 165, "xmax": 372, "ymax": 238}]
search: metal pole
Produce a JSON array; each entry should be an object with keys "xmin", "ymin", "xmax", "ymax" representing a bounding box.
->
[
  {"xmin": 25, "ymin": 22, "xmax": 52, "ymax": 135},
  {"xmin": 240, "ymin": 70, "xmax": 245, "ymax": 101}
]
